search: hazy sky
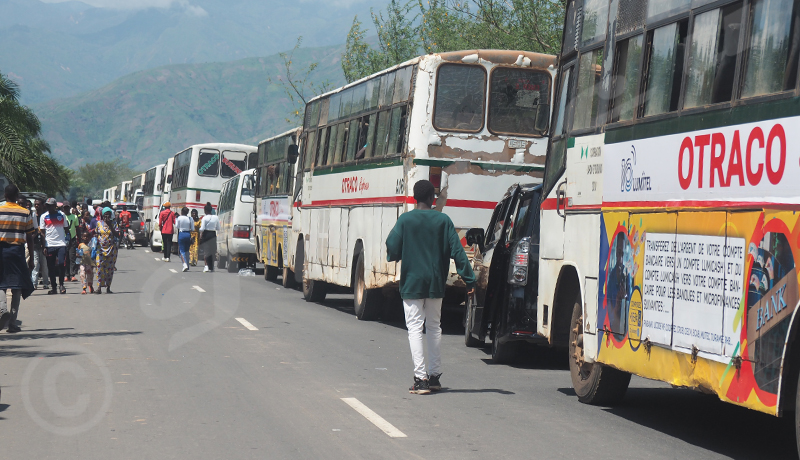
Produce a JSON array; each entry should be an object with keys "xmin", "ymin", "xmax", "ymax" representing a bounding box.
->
[{"xmin": 39, "ymin": 0, "xmax": 371, "ymax": 11}]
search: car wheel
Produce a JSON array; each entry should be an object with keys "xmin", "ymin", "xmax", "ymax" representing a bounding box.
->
[
  {"xmin": 464, "ymin": 294, "xmax": 483, "ymax": 348},
  {"xmin": 491, "ymin": 310, "xmax": 517, "ymax": 364},
  {"xmin": 569, "ymin": 295, "xmax": 631, "ymax": 405},
  {"xmin": 353, "ymin": 252, "xmax": 381, "ymax": 321}
]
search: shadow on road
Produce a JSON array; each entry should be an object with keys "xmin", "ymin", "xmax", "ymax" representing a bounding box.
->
[
  {"xmin": 0, "ymin": 344, "xmax": 80, "ymax": 358},
  {"xmin": 0, "ymin": 330, "xmax": 142, "ymax": 341},
  {"xmin": 558, "ymin": 386, "xmax": 796, "ymax": 459},
  {"xmin": 439, "ymin": 388, "xmax": 515, "ymax": 395},
  {"xmin": 478, "ymin": 344, "xmax": 569, "ymax": 371},
  {"xmin": 0, "ymin": 404, "xmax": 9, "ymax": 413}
]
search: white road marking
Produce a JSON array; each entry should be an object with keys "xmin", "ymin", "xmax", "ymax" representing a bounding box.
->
[
  {"xmin": 154, "ymin": 257, "xmax": 161, "ymax": 261},
  {"xmin": 192, "ymin": 285, "xmax": 206, "ymax": 293},
  {"xmin": 169, "ymin": 269, "xmax": 178, "ymax": 273},
  {"xmin": 144, "ymin": 250, "xmax": 150, "ymax": 253},
  {"xmin": 235, "ymin": 318, "xmax": 258, "ymax": 331},
  {"xmin": 340, "ymin": 398, "xmax": 407, "ymax": 438}
]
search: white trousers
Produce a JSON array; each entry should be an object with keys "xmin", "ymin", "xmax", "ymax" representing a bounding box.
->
[{"xmin": 403, "ymin": 298, "xmax": 443, "ymax": 380}]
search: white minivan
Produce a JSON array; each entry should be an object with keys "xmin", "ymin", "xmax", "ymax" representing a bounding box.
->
[{"xmin": 217, "ymin": 168, "xmax": 256, "ymax": 272}]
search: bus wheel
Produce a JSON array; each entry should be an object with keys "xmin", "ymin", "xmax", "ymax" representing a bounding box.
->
[
  {"xmin": 464, "ymin": 294, "xmax": 483, "ymax": 347},
  {"xmin": 302, "ymin": 268, "xmax": 327, "ymax": 302},
  {"xmin": 568, "ymin": 297, "xmax": 630, "ymax": 405},
  {"xmin": 265, "ymin": 265, "xmax": 279, "ymax": 281},
  {"xmin": 354, "ymin": 253, "xmax": 381, "ymax": 321},
  {"xmin": 226, "ymin": 253, "xmax": 238, "ymax": 273},
  {"xmin": 282, "ymin": 267, "xmax": 296, "ymax": 289}
]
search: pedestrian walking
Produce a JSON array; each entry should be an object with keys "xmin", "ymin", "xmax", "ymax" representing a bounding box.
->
[
  {"xmin": 76, "ymin": 231, "xmax": 95, "ymax": 294},
  {"xmin": 199, "ymin": 202, "xmax": 219, "ymax": 273},
  {"xmin": 159, "ymin": 202, "xmax": 176, "ymax": 262},
  {"xmin": 31, "ymin": 198, "xmax": 49, "ymax": 290},
  {"xmin": 0, "ymin": 185, "xmax": 36, "ymax": 333},
  {"xmin": 175, "ymin": 207, "xmax": 194, "ymax": 272},
  {"xmin": 64, "ymin": 204, "xmax": 79, "ymax": 281},
  {"xmin": 385, "ymin": 180, "xmax": 476, "ymax": 395},
  {"xmin": 40, "ymin": 197, "xmax": 69, "ymax": 295},
  {"xmin": 189, "ymin": 209, "xmax": 200, "ymax": 266},
  {"xmin": 94, "ymin": 207, "xmax": 119, "ymax": 294}
]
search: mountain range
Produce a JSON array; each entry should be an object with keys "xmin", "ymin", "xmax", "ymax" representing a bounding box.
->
[
  {"xmin": 0, "ymin": 0, "xmax": 385, "ymax": 104},
  {"xmin": 36, "ymin": 44, "xmax": 347, "ymax": 171}
]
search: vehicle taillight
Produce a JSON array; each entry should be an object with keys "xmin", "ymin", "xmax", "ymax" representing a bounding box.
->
[
  {"xmin": 508, "ymin": 237, "xmax": 531, "ymax": 286},
  {"xmin": 140, "ymin": 222, "xmax": 145, "ymax": 228},
  {"xmin": 233, "ymin": 225, "xmax": 251, "ymax": 239}
]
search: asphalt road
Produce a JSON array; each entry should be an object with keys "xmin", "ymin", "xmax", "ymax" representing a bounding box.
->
[{"xmin": 1, "ymin": 248, "xmax": 797, "ymax": 459}]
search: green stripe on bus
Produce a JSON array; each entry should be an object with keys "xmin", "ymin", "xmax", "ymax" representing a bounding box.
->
[
  {"xmin": 567, "ymin": 137, "xmax": 575, "ymax": 148},
  {"xmin": 312, "ymin": 157, "xmax": 403, "ymax": 176},
  {"xmin": 414, "ymin": 158, "xmax": 545, "ymax": 172},
  {"xmin": 606, "ymin": 96, "xmax": 800, "ymax": 144}
]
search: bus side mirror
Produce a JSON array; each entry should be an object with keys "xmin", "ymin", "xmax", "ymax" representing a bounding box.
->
[
  {"xmin": 167, "ymin": 175, "xmax": 173, "ymax": 184},
  {"xmin": 287, "ymin": 145, "xmax": 299, "ymax": 165},
  {"xmin": 465, "ymin": 228, "xmax": 485, "ymax": 253}
]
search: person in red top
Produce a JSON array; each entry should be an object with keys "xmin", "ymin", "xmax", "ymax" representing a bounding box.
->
[
  {"xmin": 118, "ymin": 204, "xmax": 132, "ymax": 250},
  {"xmin": 158, "ymin": 202, "xmax": 176, "ymax": 262}
]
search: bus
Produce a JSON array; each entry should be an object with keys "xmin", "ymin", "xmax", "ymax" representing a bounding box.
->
[
  {"xmin": 151, "ymin": 157, "xmax": 173, "ymax": 250},
  {"xmin": 296, "ymin": 50, "xmax": 556, "ymax": 320},
  {"xmin": 539, "ymin": 0, "xmax": 800, "ymax": 452},
  {"xmin": 166, "ymin": 143, "xmax": 257, "ymax": 215},
  {"xmin": 102, "ymin": 186, "xmax": 117, "ymax": 203},
  {"xmin": 254, "ymin": 128, "xmax": 301, "ymax": 287},
  {"xmin": 131, "ymin": 173, "xmax": 145, "ymax": 210},
  {"xmin": 115, "ymin": 180, "xmax": 132, "ymax": 202},
  {"xmin": 142, "ymin": 163, "xmax": 164, "ymax": 248}
]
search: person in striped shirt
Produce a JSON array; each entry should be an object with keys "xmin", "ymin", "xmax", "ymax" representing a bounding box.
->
[{"xmin": 0, "ymin": 184, "xmax": 36, "ymax": 333}]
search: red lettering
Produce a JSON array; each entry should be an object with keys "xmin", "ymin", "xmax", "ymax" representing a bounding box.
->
[
  {"xmin": 746, "ymin": 127, "xmax": 765, "ymax": 185},
  {"xmin": 726, "ymin": 130, "xmax": 745, "ymax": 186},
  {"xmin": 694, "ymin": 134, "xmax": 710, "ymax": 188},
  {"xmin": 766, "ymin": 124, "xmax": 786, "ymax": 185},
  {"xmin": 679, "ymin": 137, "xmax": 694, "ymax": 190},
  {"xmin": 710, "ymin": 132, "xmax": 726, "ymax": 187}
]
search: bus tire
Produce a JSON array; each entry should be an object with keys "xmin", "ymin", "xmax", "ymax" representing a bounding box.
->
[
  {"xmin": 464, "ymin": 294, "xmax": 483, "ymax": 348},
  {"xmin": 282, "ymin": 267, "xmax": 296, "ymax": 289},
  {"xmin": 226, "ymin": 253, "xmax": 238, "ymax": 273},
  {"xmin": 568, "ymin": 297, "xmax": 631, "ymax": 405},
  {"xmin": 354, "ymin": 252, "xmax": 381, "ymax": 321},
  {"xmin": 303, "ymin": 278, "xmax": 327, "ymax": 302},
  {"xmin": 265, "ymin": 265, "xmax": 279, "ymax": 281}
]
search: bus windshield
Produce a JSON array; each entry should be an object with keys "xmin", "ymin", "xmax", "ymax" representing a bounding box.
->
[{"xmin": 488, "ymin": 68, "xmax": 551, "ymax": 136}]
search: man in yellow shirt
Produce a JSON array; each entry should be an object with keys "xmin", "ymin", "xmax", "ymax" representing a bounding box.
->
[{"xmin": 0, "ymin": 184, "xmax": 36, "ymax": 333}]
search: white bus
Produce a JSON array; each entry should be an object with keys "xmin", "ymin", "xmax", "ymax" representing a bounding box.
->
[
  {"xmin": 296, "ymin": 50, "xmax": 556, "ymax": 320},
  {"xmin": 254, "ymin": 128, "xmax": 301, "ymax": 287},
  {"xmin": 142, "ymin": 163, "xmax": 164, "ymax": 249},
  {"xmin": 131, "ymin": 173, "xmax": 145, "ymax": 210},
  {"xmin": 217, "ymin": 168, "xmax": 257, "ymax": 272},
  {"xmin": 103, "ymin": 186, "xmax": 117, "ymax": 203},
  {"xmin": 167, "ymin": 143, "xmax": 257, "ymax": 214},
  {"xmin": 150, "ymin": 157, "xmax": 173, "ymax": 250},
  {"xmin": 115, "ymin": 180, "xmax": 132, "ymax": 202}
]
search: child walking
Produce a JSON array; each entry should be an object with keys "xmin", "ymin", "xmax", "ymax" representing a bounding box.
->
[{"xmin": 77, "ymin": 232, "xmax": 95, "ymax": 294}]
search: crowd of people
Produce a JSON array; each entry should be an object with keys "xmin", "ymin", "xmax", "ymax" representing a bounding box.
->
[
  {"xmin": 157, "ymin": 201, "xmax": 219, "ymax": 273},
  {"xmin": 0, "ymin": 185, "xmax": 124, "ymax": 333}
]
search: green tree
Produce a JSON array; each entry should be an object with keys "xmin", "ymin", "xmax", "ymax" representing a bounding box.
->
[
  {"xmin": 75, "ymin": 160, "xmax": 135, "ymax": 199},
  {"xmin": 341, "ymin": 0, "xmax": 423, "ymax": 83},
  {"xmin": 0, "ymin": 71, "xmax": 70, "ymax": 196},
  {"xmin": 270, "ymin": 36, "xmax": 335, "ymax": 124},
  {"xmin": 419, "ymin": 0, "xmax": 566, "ymax": 54}
]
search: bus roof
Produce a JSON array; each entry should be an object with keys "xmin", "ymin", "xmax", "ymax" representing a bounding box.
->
[
  {"xmin": 258, "ymin": 127, "xmax": 301, "ymax": 146},
  {"xmin": 176, "ymin": 143, "xmax": 257, "ymax": 154},
  {"xmin": 308, "ymin": 49, "xmax": 557, "ymax": 104}
]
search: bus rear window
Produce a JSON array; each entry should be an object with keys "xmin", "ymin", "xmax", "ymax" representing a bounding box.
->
[
  {"xmin": 433, "ymin": 64, "xmax": 486, "ymax": 132},
  {"xmin": 221, "ymin": 151, "xmax": 247, "ymax": 178},
  {"xmin": 197, "ymin": 150, "xmax": 220, "ymax": 177},
  {"xmin": 488, "ymin": 68, "xmax": 551, "ymax": 136}
]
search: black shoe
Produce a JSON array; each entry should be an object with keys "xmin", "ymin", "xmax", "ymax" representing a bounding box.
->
[
  {"xmin": 0, "ymin": 312, "xmax": 9, "ymax": 331},
  {"xmin": 47, "ymin": 288, "xmax": 57, "ymax": 295},
  {"xmin": 409, "ymin": 377, "xmax": 430, "ymax": 395},
  {"xmin": 59, "ymin": 285, "xmax": 66, "ymax": 294},
  {"xmin": 428, "ymin": 373, "xmax": 442, "ymax": 391},
  {"xmin": 7, "ymin": 325, "xmax": 21, "ymax": 333}
]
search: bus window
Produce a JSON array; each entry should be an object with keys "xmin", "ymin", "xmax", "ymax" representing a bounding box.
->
[
  {"xmin": 329, "ymin": 93, "xmax": 341, "ymax": 122},
  {"xmin": 581, "ymin": 0, "xmax": 610, "ymax": 46},
  {"xmin": 341, "ymin": 88, "xmax": 354, "ymax": 119},
  {"xmin": 346, "ymin": 119, "xmax": 359, "ymax": 161},
  {"xmin": 221, "ymin": 151, "xmax": 246, "ymax": 178},
  {"xmin": 334, "ymin": 122, "xmax": 347, "ymax": 163},
  {"xmin": 648, "ymin": 0, "xmax": 690, "ymax": 21},
  {"xmin": 362, "ymin": 113, "xmax": 377, "ymax": 159},
  {"xmin": 387, "ymin": 106, "xmax": 407, "ymax": 156},
  {"xmin": 197, "ymin": 149, "xmax": 220, "ymax": 178},
  {"xmin": 574, "ymin": 48, "xmax": 604, "ymax": 130},
  {"xmin": 379, "ymin": 71, "xmax": 396, "ymax": 107},
  {"xmin": 684, "ymin": 3, "xmax": 742, "ymax": 108},
  {"xmin": 611, "ymin": 34, "xmax": 644, "ymax": 122},
  {"xmin": 366, "ymin": 78, "xmax": 380, "ymax": 110},
  {"xmin": 643, "ymin": 20, "xmax": 688, "ymax": 117},
  {"xmin": 553, "ymin": 67, "xmax": 573, "ymax": 135},
  {"xmin": 248, "ymin": 151, "xmax": 258, "ymax": 170},
  {"xmin": 433, "ymin": 64, "xmax": 486, "ymax": 132},
  {"xmin": 315, "ymin": 128, "xmax": 328, "ymax": 166},
  {"xmin": 742, "ymin": 0, "xmax": 800, "ymax": 98},
  {"xmin": 304, "ymin": 131, "xmax": 317, "ymax": 169},
  {"xmin": 318, "ymin": 98, "xmax": 329, "ymax": 126},
  {"xmin": 173, "ymin": 148, "xmax": 192, "ymax": 188},
  {"xmin": 325, "ymin": 125, "xmax": 338, "ymax": 165},
  {"xmin": 488, "ymin": 68, "xmax": 551, "ymax": 136},
  {"xmin": 374, "ymin": 110, "xmax": 390, "ymax": 158},
  {"xmin": 352, "ymin": 83, "xmax": 367, "ymax": 115},
  {"xmin": 393, "ymin": 66, "xmax": 413, "ymax": 103}
]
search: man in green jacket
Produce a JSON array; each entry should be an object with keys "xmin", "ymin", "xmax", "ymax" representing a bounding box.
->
[{"xmin": 386, "ymin": 180, "xmax": 476, "ymax": 394}]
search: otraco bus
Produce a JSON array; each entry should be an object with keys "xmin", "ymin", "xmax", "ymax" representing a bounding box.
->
[
  {"xmin": 297, "ymin": 50, "xmax": 556, "ymax": 320},
  {"xmin": 143, "ymin": 163, "xmax": 164, "ymax": 248},
  {"xmin": 254, "ymin": 128, "xmax": 301, "ymax": 287},
  {"xmin": 540, "ymin": 0, "xmax": 800, "ymax": 452}
]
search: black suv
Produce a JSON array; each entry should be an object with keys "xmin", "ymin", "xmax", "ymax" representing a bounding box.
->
[{"xmin": 464, "ymin": 183, "xmax": 544, "ymax": 363}]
